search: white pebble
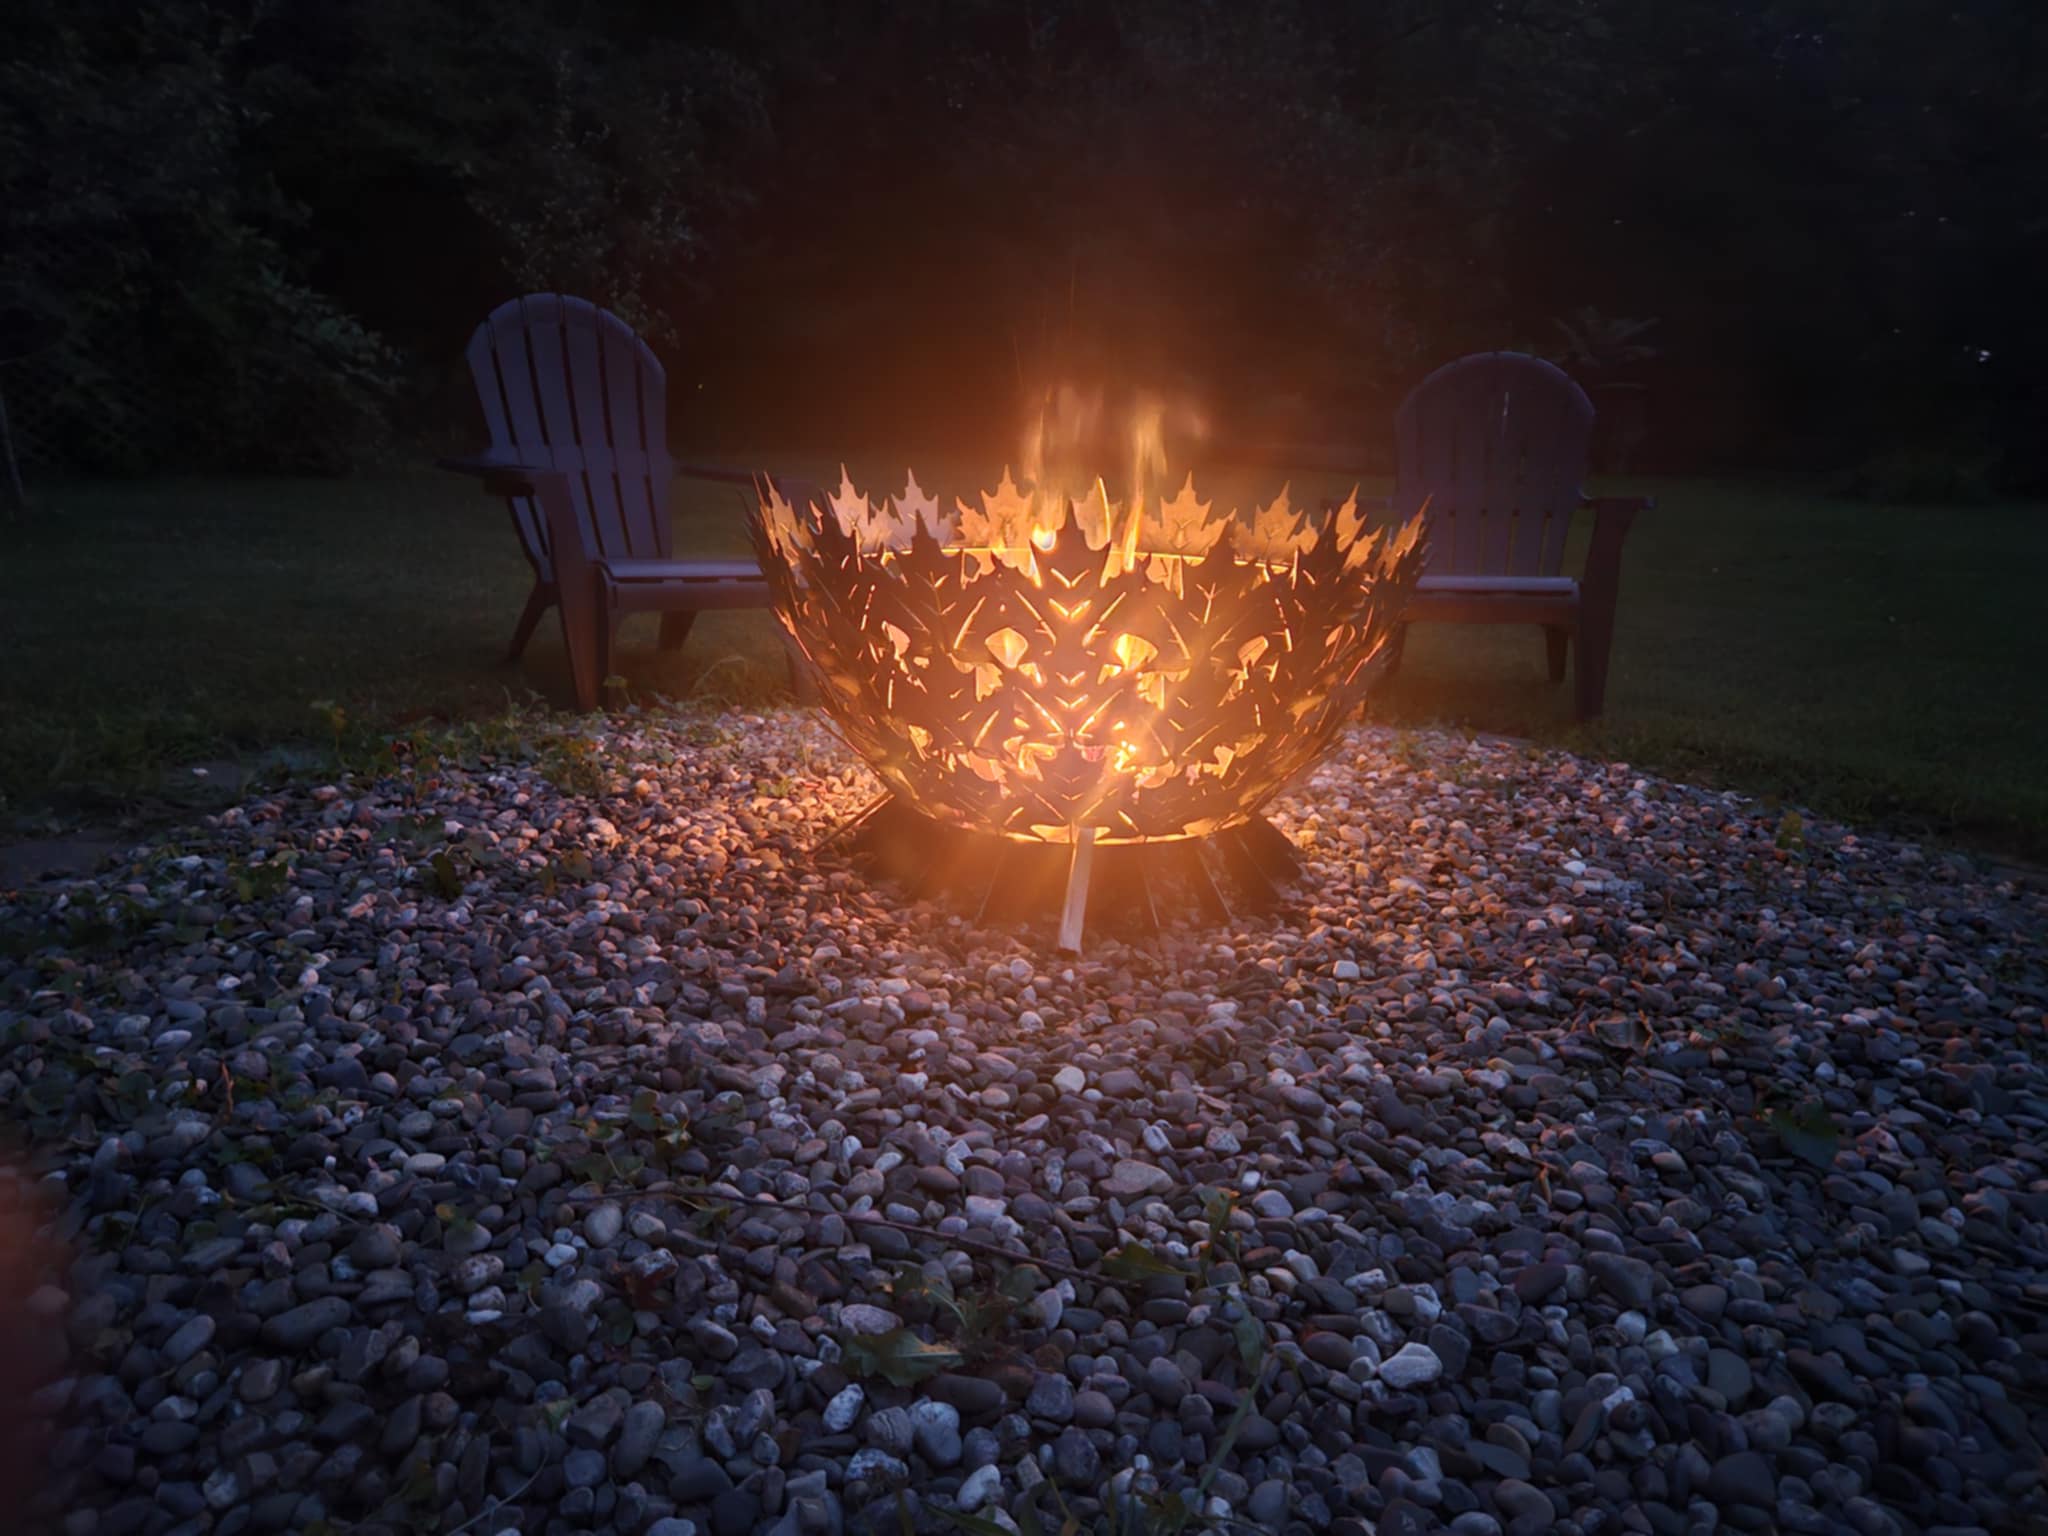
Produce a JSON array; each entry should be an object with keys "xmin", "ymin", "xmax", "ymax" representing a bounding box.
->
[{"xmin": 824, "ymin": 1384, "xmax": 865, "ymax": 1432}]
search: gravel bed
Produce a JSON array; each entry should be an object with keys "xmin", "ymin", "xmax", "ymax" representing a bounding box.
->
[{"xmin": 3, "ymin": 709, "xmax": 2046, "ymax": 1536}]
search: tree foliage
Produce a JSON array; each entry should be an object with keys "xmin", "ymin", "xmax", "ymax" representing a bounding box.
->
[{"xmin": 2, "ymin": 0, "xmax": 2040, "ymax": 484}]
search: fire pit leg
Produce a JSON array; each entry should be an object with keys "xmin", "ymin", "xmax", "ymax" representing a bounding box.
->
[
  {"xmin": 817, "ymin": 795, "xmax": 890, "ymax": 858},
  {"xmin": 1215, "ymin": 827, "xmax": 1277, "ymax": 911},
  {"xmin": 1239, "ymin": 817, "xmax": 1304, "ymax": 881},
  {"xmin": 1056, "ymin": 828, "xmax": 1098, "ymax": 955},
  {"xmin": 975, "ymin": 840, "xmax": 1030, "ymax": 927},
  {"xmin": 1171, "ymin": 841, "xmax": 1233, "ymax": 924},
  {"xmin": 1128, "ymin": 849, "xmax": 1163, "ymax": 935}
]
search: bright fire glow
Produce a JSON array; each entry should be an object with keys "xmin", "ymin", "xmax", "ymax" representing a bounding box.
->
[{"xmin": 750, "ymin": 397, "xmax": 1425, "ymax": 844}]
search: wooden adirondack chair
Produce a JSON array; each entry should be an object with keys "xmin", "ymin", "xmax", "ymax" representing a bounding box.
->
[
  {"xmin": 442, "ymin": 293, "xmax": 805, "ymax": 710},
  {"xmin": 1385, "ymin": 351, "xmax": 1652, "ymax": 719}
]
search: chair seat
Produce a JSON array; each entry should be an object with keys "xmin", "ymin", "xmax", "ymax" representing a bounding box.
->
[
  {"xmin": 602, "ymin": 557, "xmax": 765, "ymax": 584},
  {"xmin": 1416, "ymin": 574, "xmax": 1579, "ymax": 597}
]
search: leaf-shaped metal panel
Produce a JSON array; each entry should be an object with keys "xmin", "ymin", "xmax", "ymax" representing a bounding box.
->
[{"xmin": 750, "ymin": 471, "xmax": 1426, "ymax": 844}]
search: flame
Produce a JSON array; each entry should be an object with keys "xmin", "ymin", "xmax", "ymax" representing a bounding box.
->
[
  {"xmin": 1130, "ymin": 393, "xmax": 1167, "ymax": 522},
  {"xmin": 746, "ymin": 392, "xmax": 1425, "ymax": 845}
]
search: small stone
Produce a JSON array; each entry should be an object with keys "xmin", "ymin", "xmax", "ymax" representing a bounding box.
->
[
  {"xmin": 958, "ymin": 1463, "xmax": 1002, "ymax": 1512},
  {"xmin": 930, "ymin": 1373, "xmax": 1007, "ymax": 1419},
  {"xmin": 846, "ymin": 1448, "xmax": 909, "ymax": 1488},
  {"xmin": 162, "ymin": 1315, "xmax": 216, "ymax": 1366},
  {"xmin": 865, "ymin": 1406, "xmax": 915, "ymax": 1458},
  {"xmin": 1143, "ymin": 1355, "xmax": 1189, "ymax": 1406},
  {"xmin": 262, "ymin": 1297, "xmax": 350, "ymax": 1351},
  {"xmin": 237, "ymin": 1359, "xmax": 285, "ymax": 1402},
  {"xmin": 1707, "ymin": 1348, "xmax": 1754, "ymax": 1408},
  {"xmin": 837, "ymin": 1304, "xmax": 902, "ymax": 1336},
  {"xmin": 614, "ymin": 1400, "xmax": 665, "ymax": 1478},
  {"xmin": 1302, "ymin": 1332, "xmax": 1356, "ymax": 1371},
  {"xmin": 1493, "ymin": 1479, "xmax": 1554, "ymax": 1527},
  {"xmin": 1248, "ymin": 1479, "xmax": 1289, "ymax": 1525},
  {"xmin": 824, "ymin": 1384, "xmax": 865, "ymax": 1433},
  {"xmin": 1585, "ymin": 1252, "xmax": 1655, "ymax": 1310},
  {"xmin": 689, "ymin": 1318, "xmax": 740, "ymax": 1360},
  {"xmin": 1250, "ymin": 1189, "xmax": 1294, "ymax": 1220},
  {"xmin": 1026, "ymin": 1373, "xmax": 1075, "ymax": 1423},
  {"xmin": 1707, "ymin": 1450, "xmax": 1777, "ymax": 1508},
  {"xmin": 909, "ymin": 1399, "xmax": 963, "ymax": 1467},
  {"xmin": 1052, "ymin": 1427, "xmax": 1099, "ymax": 1482},
  {"xmin": 1052, "ymin": 1066, "xmax": 1086, "ymax": 1094},
  {"xmin": 1377, "ymin": 1342, "xmax": 1443, "ymax": 1389},
  {"xmin": 1103, "ymin": 1160, "xmax": 1174, "ymax": 1199},
  {"xmin": 585, "ymin": 1203, "xmax": 623, "ymax": 1247}
]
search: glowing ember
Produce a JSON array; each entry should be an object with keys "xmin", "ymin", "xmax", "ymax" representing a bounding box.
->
[{"xmin": 750, "ymin": 415, "xmax": 1426, "ymax": 852}]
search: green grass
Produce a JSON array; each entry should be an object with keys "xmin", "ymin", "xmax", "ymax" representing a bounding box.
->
[{"xmin": 3, "ymin": 466, "xmax": 2044, "ymax": 862}]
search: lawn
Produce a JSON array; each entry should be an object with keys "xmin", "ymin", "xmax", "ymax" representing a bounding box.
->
[{"xmin": 4, "ymin": 465, "xmax": 2045, "ymax": 864}]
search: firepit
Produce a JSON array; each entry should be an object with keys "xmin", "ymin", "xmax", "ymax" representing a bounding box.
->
[{"xmin": 750, "ymin": 443, "xmax": 1424, "ymax": 949}]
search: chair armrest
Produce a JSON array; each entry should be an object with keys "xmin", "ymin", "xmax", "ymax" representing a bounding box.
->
[
  {"xmin": 672, "ymin": 460, "xmax": 762, "ymax": 488},
  {"xmin": 1584, "ymin": 494, "xmax": 1655, "ymax": 516},
  {"xmin": 676, "ymin": 461, "xmax": 830, "ymax": 514},
  {"xmin": 438, "ymin": 454, "xmax": 566, "ymax": 499}
]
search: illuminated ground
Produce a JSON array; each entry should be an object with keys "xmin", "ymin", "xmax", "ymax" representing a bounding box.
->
[{"xmin": 3, "ymin": 712, "xmax": 2045, "ymax": 1536}]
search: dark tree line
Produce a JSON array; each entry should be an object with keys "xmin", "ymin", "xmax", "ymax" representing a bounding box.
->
[{"xmin": 3, "ymin": 0, "xmax": 2042, "ymax": 491}]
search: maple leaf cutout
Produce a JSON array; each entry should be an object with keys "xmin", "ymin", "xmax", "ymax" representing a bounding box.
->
[
  {"xmin": 1144, "ymin": 473, "xmax": 1224, "ymax": 592},
  {"xmin": 1151, "ymin": 474, "xmax": 1223, "ymax": 554},
  {"xmin": 1239, "ymin": 484, "xmax": 1316, "ymax": 564},
  {"xmin": 1333, "ymin": 488, "xmax": 1365, "ymax": 548},
  {"xmin": 887, "ymin": 469, "xmax": 950, "ymax": 549},
  {"xmin": 827, "ymin": 466, "xmax": 874, "ymax": 543},
  {"xmin": 1071, "ymin": 478, "xmax": 1115, "ymax": 551},
  {"xmin": 956, "ymin": 469, "xmax": 1038, "ymax": 575}
]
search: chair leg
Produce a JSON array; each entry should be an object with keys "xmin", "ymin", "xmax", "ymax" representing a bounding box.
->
[
  {"xmin": 534, "ymin": 477, "xmax": 603, "ymax": 711},
  {"xmin": 1574, "ymin": 600, "xmax": 1617, "ymax": 719},
  {"xmin": 596, "ymin": 608, "xmax": 619, "ymax": 694},
  {"xmin": 1544, "ymin": 625, "xmax": 1570, "ymax": 685},
  {"xmin": 658, "ymin": 611, "xmax": 697, "ymax": 651},
  {"xmin": 506, "ymin": 583, "xmax": 552, "ymax": 663},
  {"xmin": 1574, "ymin": 502, "xmax": 1640, "ymax": 721}
]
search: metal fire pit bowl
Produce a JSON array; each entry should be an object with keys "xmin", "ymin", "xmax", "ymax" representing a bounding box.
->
[{"xmin": 751, "ymin": 469, "xmax": 1424, "ymax": 949}]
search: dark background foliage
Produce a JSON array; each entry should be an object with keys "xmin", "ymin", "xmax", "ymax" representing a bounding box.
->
[{"xmin": 3, "ymin": 0, "xmax": 2042, "ymax": 489}]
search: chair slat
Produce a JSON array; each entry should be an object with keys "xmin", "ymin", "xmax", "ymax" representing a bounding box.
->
[
  {"xmin": 466, "ymin": 293, "xmax": 689, "ymax": 577},
  {"xmin": 465, "ymin": 322, "xmax": 549, "ymax": 572},
  {"xmin": 598, "ymin": 310, "xmax": 670, "ymax": 560},
  {"xmin": 541, "ymin": 298, "xmax": 626, "ymax": 562},
  {"xmin": 488, "ymin": 301, "xmax": 563, "ymax": 574},
  {"xmin": 520, "ymin": 298, "xmax": 611, "ymax": 566},
  {"xmin": 1393, "ymin": 352, "xmax": 1595, "ymax": 579},
  {"xmin": 1533, "ymin": 379, "xmax": 1590, "ymax": 575},
  {"xmin": 1448, "ymin": 366, "xmax": 1491, "ymax": 571}
]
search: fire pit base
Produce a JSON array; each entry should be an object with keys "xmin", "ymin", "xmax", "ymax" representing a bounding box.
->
[{"xmin": 828, "ymin": 797, "xmax": 1303, "ymax": 953}]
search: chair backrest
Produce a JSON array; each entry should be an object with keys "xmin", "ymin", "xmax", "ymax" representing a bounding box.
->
[
  {"xmin": 465, "ymin": 294, "xmax": 675, "ymax": 579},
  {"xmin": 1394, "ymin": 351, "xmax": 1594, "ymax": 577}
]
